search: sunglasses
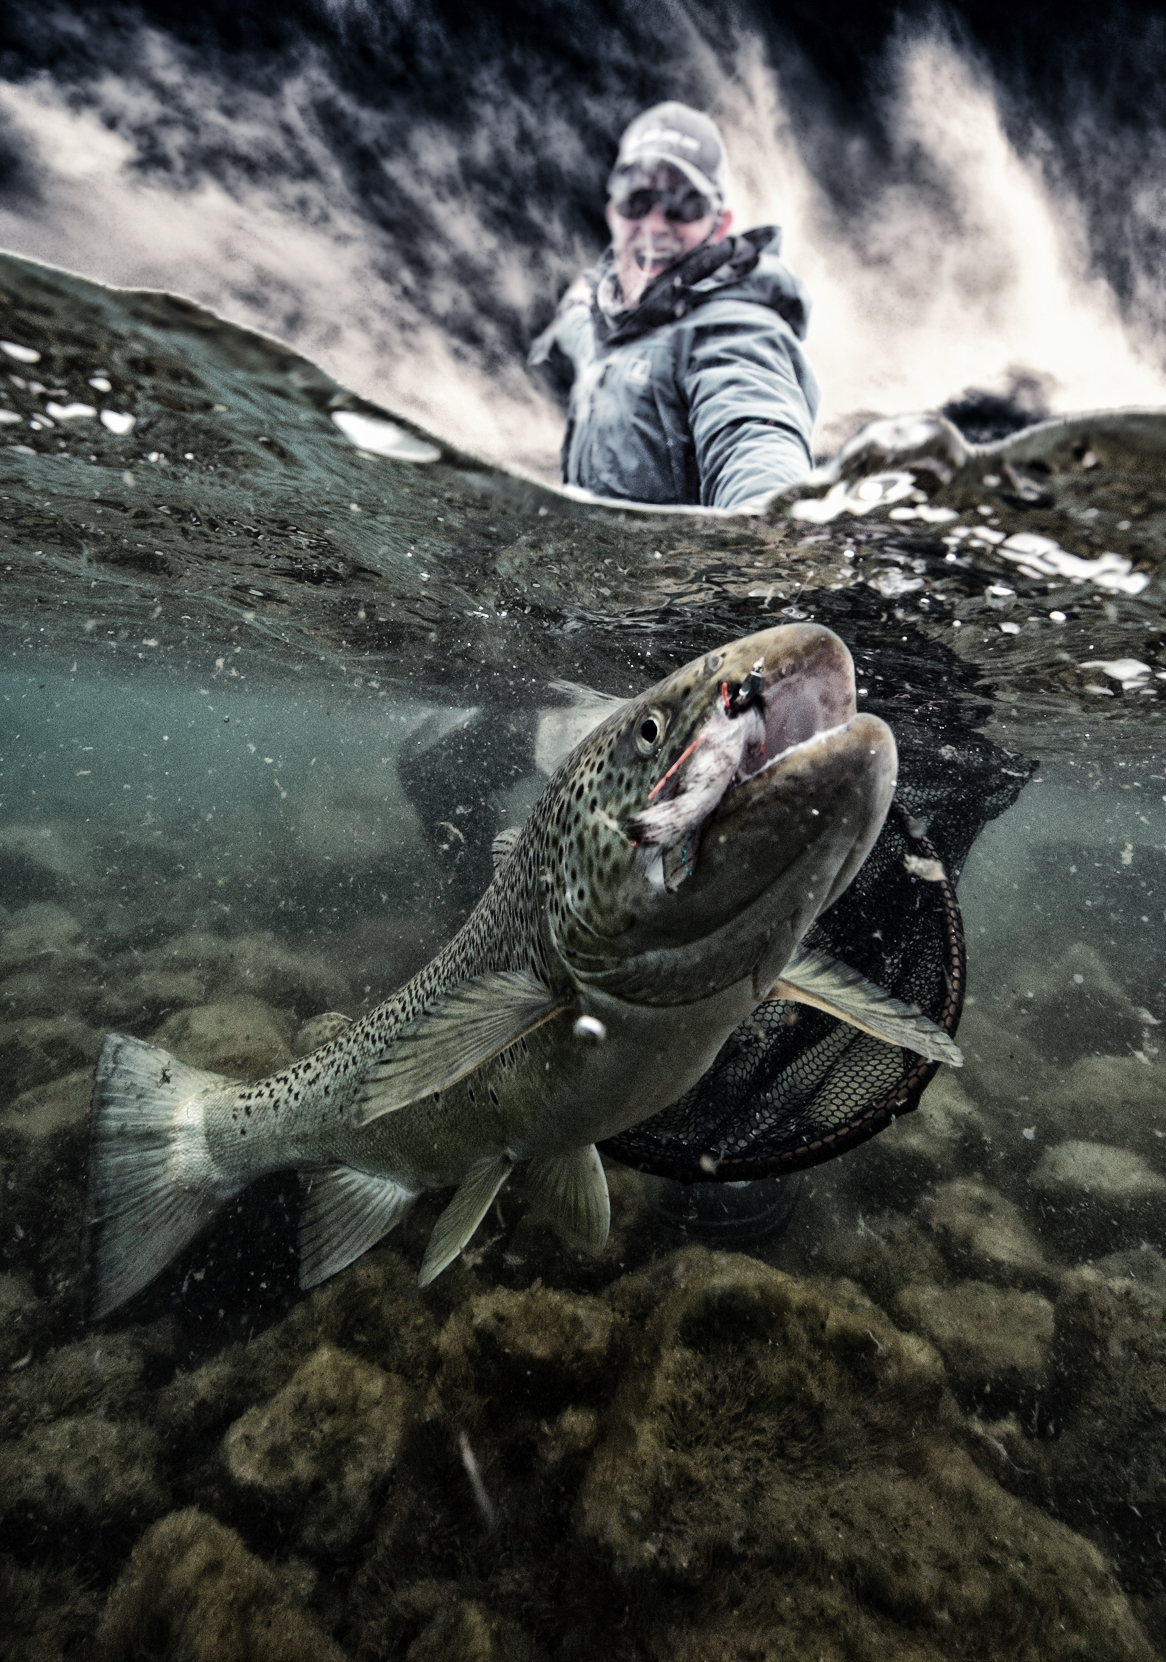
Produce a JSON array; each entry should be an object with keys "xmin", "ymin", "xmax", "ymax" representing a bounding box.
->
[{"xmin": 611, "ymin": 185, "xmax": 716, "ymax": 223}]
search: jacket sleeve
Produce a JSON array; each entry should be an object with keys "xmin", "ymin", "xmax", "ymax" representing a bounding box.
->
[{"xmin": 682, "ymin": 309, "xmax": 819, "ymax": 509}]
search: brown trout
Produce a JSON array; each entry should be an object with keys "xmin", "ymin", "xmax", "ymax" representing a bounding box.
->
[{"xmin": 85, "ymin": 622, "xmax": 957, "ymax": 1319}]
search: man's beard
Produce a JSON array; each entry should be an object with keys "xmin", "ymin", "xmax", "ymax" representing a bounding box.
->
[
  {"xmin": 631, "ymin": 230, "xmax": 687, "ymax": 274},
  {"xmin": 618, "ymin": 230, "xmax": 688, "ymax": 305}
]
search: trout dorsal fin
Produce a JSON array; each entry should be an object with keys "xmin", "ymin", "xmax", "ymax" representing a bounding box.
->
[
  {"xmin": 350, "ymin": 971, "xmax": 571, "ymax": 1129},
  {"xmin": 491, "ymin": 827, "xmax": 522, "ymax": 872},
  {"xmin": 525, "ymin": 1144, "xmax": 610, "ymax": 1255},
  {"xmin": 418, "ymin": 1155, "xmax": 512, "ymax": 1286},
  {"xmin": 770, "ymin": 947, "xmax": 963, "ymax": 1066}
]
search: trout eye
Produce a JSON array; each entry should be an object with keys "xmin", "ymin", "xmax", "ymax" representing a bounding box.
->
[{"xmin": 635, "ymin": 708, "xmax": 667, "ymax": 756}]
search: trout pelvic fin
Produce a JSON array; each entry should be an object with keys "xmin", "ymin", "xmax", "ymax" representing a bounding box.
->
[
  {"xmin": 298, "ymin": 1166, "xmax": 417, "ymax": 1289},
  {"xmin": 525, "ymin": 1144, "xmax": 610, "ymax": 1255},
  {"xmin": 351, "ymin": 970, "xmax": 571, "ymax": 1129},
  {"xmin": 84, "ymin": 1033, "xmax": 243, "ymax": 1319},
  {"xmin": 769, "ymin": 947, "xmax": 963, "ymax": 1067},
  {"xmin": 418, "ymin": 1155, "xmax": 512, "ymax": 1287}
]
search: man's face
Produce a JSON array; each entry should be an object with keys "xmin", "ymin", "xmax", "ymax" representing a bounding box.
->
[{"xmin": 605, "ymin": 162, "xmax": 732, "ymax": 308}]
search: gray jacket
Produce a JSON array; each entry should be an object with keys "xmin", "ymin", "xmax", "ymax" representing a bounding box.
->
[{"xmin": 530, "ymin": 227, "xmax": 819, "ymax": 510}]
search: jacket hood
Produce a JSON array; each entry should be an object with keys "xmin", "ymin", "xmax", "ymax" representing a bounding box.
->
[{"xmin": 588, "ymin": 226, "xmax": 810, "ymax": 351}]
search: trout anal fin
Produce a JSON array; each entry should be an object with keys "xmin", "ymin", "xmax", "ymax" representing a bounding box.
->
[
  {"xmin": 525, "ymin": 1144, "xmax": 610, "ymax": 1255},
  {"xmin": 298, "ymin": 1166, "xmax": 417, "ymax": 1289},
  {"xmin": 770, "ymin": 947, "xmax": 963, "ymax": 1067}
]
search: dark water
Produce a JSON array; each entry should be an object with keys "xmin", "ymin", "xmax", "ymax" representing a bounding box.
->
[{"xmin": 1, "ymin": 254, "xmax": 1164, "ymax": 1660}]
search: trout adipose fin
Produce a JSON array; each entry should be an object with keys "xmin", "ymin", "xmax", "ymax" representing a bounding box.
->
[
  {"xmin": 771, "ymin": 947, "xmax": 963, "ymax": 1066},
  {"xmin": 352, "ymin": 971, "xmax": 572, "ymax": 1129}
]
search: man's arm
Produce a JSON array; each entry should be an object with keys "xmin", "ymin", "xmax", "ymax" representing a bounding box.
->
[{"xmin": 684, "ymin": 310, "xmax": 820, "ymax": 509}]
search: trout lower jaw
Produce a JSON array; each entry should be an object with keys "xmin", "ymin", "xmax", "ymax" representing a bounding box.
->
[{"xmin": 728, "ymin": 717, "xmax": 854, "ymax": 793}]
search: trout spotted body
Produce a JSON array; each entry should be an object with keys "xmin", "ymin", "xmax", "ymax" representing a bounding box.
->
[{"xmin": 84, "ymin": 623, "xmax": 960, "ymax": 1320}]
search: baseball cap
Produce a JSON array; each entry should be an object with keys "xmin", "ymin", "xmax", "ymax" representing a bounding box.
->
[{"xmin": 609, "ymin": 102, "xmax": 728, "ymax": 204}]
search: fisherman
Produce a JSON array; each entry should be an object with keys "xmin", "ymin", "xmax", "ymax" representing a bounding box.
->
[{"xmin": 529, "ymin": 101, "xmax": 819, "ymax": 510}]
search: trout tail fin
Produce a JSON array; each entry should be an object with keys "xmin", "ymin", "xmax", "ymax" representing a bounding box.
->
[{"xmin": 84, "ymin": 1033, "xmax": 244, "ymax": 1320}]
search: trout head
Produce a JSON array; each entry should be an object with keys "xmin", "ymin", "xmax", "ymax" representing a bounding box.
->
[{"xmin": 539, "ymin": 623, "xmax": 896, "ymax": 1006}]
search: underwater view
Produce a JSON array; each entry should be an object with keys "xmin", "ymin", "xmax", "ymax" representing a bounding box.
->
[{"xmin": 0, "ymin": 246, "xmax": 1165, "ymax": 1662}]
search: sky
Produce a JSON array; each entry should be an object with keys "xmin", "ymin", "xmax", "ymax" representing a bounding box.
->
[{"xmin": 0, "ymin": 0, "xmax": 1163, "ymax": 477}]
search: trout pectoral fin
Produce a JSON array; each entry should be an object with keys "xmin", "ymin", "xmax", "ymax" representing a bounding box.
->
[
  {"xmin": 351, "ymin": 971, "xmax": 571, "ymax": 1129},
  {"xmin": 770, "ymin": 947, "xmax": 964, "ymax": 1067},
  {"xmin": 525, "ymin": 1144, "xmax": 610, "ymax": 1255},
  {"xmin": 418, "ymin": 1155, "xmax": 512, "ymax": 1287},
  {"xmin": 298, "ymin": 1166, "xmax": 416, "ymax": 1289}
]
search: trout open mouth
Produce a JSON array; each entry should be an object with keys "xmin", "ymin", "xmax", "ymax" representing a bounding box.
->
[{"xmin": 628, "ymin": 626, "xmax": 858, "ymax": 877}]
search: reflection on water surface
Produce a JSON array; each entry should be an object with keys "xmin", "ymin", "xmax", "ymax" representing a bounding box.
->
[{"xmin": 0, "ymin": 253, "xmax": 1164, "ymax": 1660}]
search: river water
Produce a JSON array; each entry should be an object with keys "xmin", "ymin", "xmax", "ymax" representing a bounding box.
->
[{"xmin": 0, "ymin": 252, "xmax": 1164, "ymax": 1661}]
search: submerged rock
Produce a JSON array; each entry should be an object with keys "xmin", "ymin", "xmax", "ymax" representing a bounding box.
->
[
  {"xmin": 150, "ymin": 995, "xmax": 297, "ymax": 1077},
  {"xmin": 802, "ymin": 1208, "xmax": 950, "ymax": 1307},
  {"xmin": 222, "ymin": 1343, "xmax": 412, "ymax": 1555},
  {"xmin": 1038, "ymin": 1267, "xmax": 1166, "ymax": 1607},
  {"xmin": 0, "ymin": 1065, "xmax": 92, "ymax": 1138},
  {"xmin": 0, "ymin": 1014, "xmax": 102, "ymax": 1098},
  {"xmin": 403, "ymin": 1597, "xmax": 546, "ymax": 1662},
  {"xmin": 0, "ymin": 903, "xmax": 87, "ymax": 974},
  {"xmin": 0, "ymin": 1414, "xmax": 168, "ymax": 1548},
  {"xmin": 1031, "ymin": 1141, "xmax": 1166, "ymax": 1260},
  {"xmin": 94, "ymin": 1507, "xmax": 346, "ymax": 1662},
  {"xmin": 893, "ymin": 1280, "xmax": 1054, "ymax": 1397},
  {"xmin": 435, "ymin": 1282, "xmax": 625, "ymax": 1429},
  {"xmin": 1030, "ymin": 1055, "xmax": 1166, "ymax": 1158},
  {"xmin": 923, "ymin": 1179, "xmax": 1056, "ymax": 1290},
  {"xmin": 578, "ymin": 1247, "xmax": 1152, "ymax": 1659},
  {"xmin": 870, "ymin": 1069, "xmax": 986, "ymax": 1182},
  {"xmin": 0, "ymin": 1273, "xmax": 50, "ymax": 1371},
  {"xmin": 1032, "ymin": 1139, "xmax": 1166, "ymax": 1203}
]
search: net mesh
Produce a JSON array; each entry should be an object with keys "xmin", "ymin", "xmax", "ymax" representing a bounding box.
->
[{"xmin": 601, "ymin": 717, "xmax": 1032, "ymax": 1183}]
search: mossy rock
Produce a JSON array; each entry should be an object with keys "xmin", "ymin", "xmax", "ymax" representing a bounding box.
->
[
  {"xmin": 156, "ymin": 1246, "xmax": 437, "ymax": 1448},
  {"xmin": 222, "ymin": 1342, "xmax": 412, "ymax": 1555},
  {"xmin": 579, "ymin": 1246, "xmax": 1155, "ymax": 1661},
  {"xmin": 150, "ymin": 996, "xmax": 296, "ymax": 1078},
  {"xmin": 434, "ymin": 1281, "xmax": 626, "ymax": 1427},
  {"xmin": 404, "ymin": 1597, "xmax": 546, "ymax": 1662},
  {"xmin": 94, "ymin": 1507, "xmax": 346, "ymax": 1662},
  {"xmin": 0, "ymin": 1414, "xmax": 169, "ymax": 1549}
]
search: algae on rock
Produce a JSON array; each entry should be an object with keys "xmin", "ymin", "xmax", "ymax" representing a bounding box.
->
[
  {"xmin": 222, "ymin": 1343, "xmax": 413, "ymax": 1555},
  {"xmin": 94, "ymin": 1508, "xmax": 347, "ymax": 1662}
]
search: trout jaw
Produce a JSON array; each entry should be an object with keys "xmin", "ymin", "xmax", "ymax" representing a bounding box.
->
[
  {"xmin": 559, "ymin": 713, "xmax": 897, "ymax": 1006},
  {"xmin": 625, "ymin": 624, "xmax": 859, "ymax": 887}
]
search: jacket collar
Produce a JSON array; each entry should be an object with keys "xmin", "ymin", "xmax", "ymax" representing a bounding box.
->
[{"xmin": 590, "ymin": 227, "xmax": 780, "ymax": 350}]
